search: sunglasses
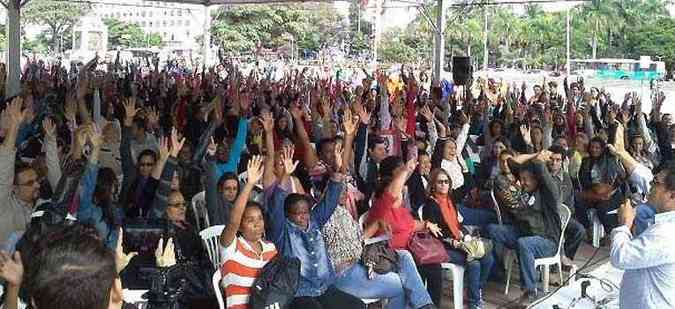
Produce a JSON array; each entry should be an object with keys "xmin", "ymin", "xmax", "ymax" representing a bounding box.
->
[{"xmin": 436, "ymin": 179, "xmax": 450, "ymax": 185}]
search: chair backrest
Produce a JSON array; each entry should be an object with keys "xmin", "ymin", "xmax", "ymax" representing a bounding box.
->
[
  {"xmin": 200, "ymin": 225, "xmax": 226, "ymax": 269},
  {"xmin": 490, "ymin": 190, "xmax": 503, "ymax": 225},
  {"xmin": 212, "ymin": 269, "xmax": 225, "ymax": 309},
  {"xmin": 358, "ymin": 211, "xmax": 369, "ymax": 232},
  {"xmin": 359, "ymin": 211, "xmax": 391, "ymax": 243},
  {"xmin": 556, "ymin": 204, "xmax": 572, "ymax": 257},
  {"xmin": 191, "ymin": 191, "xmax": 209, "ymax": 231}
]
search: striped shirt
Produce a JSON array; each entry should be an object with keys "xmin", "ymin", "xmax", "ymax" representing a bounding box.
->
[{"xmin": 221, "ymin": 237, "xmax": 277, "ymax": 309}]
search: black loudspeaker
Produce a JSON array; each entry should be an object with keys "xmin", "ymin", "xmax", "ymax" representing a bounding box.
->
[{"xmin": 452, "ymin": 56, "xmax": 472, "ymax": 85}]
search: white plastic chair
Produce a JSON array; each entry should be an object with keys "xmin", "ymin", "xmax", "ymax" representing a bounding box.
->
[
  {"xmin": 200, "ymin": 225, "xmax": 226, "ymax": 269},
  {"xmin": 213, "ymin": 269, "xmax": 225, "ymax": 309},
  {"xmin": 504, "ymin": 204, "xmax": 572, "ymax": 294},
  {"xmin": 589, "ymin": 209, "xmax": 604, "ymax": 248},
  {"xmin": 191, "ymin": 191, "xmax": 210, "ymax": 231},
  {"xmin": 490, "ymin": 190, "xmax": 503, "ymax": 225},
  {"xmin": 417, "ymin": 205, "xmax": 465, "ymax": 309},
  {"xmin": 357, "ymin": 211, "xmax": 386, "ymax": 305}
]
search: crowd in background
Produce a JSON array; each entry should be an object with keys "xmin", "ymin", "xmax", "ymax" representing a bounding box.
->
[{"xmin": 0, "ymin": 55, "xmax": 673, "ymax": 309}]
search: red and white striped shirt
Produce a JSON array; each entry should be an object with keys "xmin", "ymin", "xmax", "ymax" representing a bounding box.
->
[{"xmin": 220, "ymin": 237, "xmax": 277, "ymax": 309}]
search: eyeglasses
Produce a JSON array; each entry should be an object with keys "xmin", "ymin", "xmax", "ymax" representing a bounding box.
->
[
  {"xmin": 224, "ymin": 186, "xmax": 238, "ymax": 191},
  {"xmin": 436, "ymin": 179, "xmax": 450, "ymax": 185},
  {"xmin": 139, "ymin": 162, "xmax": 154, "ymax": 167},
  {"xmin": 168, "ymin": 202, "xmax": 186, "ymax": 209}
]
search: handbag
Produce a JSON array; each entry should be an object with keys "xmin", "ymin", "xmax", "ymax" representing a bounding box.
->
[
  {"xmin": 456, "ymin": 236, "xmax": 493, "ymax": 262},
  {"xmin": 408, "ymin": 232, "xmax": 449, "ymax": 264},
  {"xmin": 250, "ymin": 256, "xmax": 301, "ymax": 309},
  {"xmin": 361, "ymin": 235, "xmax": 399, "ymax": 275}
]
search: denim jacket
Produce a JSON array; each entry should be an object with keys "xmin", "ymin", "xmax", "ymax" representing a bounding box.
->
[
  {"xmin": 78, "ymin": 163, "xmax": 124, "ymax": 249},
  {"xmin": 267, "ymin": 179, "xmax": 344, "ymax": 297}
]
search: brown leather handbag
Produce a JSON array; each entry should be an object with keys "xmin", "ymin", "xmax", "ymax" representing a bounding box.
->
[{"xmin": 408, "ymin": 232, "xmax": 449, "ymax": 264}]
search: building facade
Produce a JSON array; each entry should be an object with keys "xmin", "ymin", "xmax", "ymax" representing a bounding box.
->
[{"xmin": 89, "ymin": 0, "xmax": 207, "ymax": 51}]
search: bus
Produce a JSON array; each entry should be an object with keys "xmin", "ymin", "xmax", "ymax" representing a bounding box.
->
[{"xmin": 570, "ymin": 58, "xmax": 666, "ymax": 80}]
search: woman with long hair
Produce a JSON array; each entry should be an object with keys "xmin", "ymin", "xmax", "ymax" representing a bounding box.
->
[{"xmin": 422, "ymin": 168, "xmax": 495, "ymax": 309}]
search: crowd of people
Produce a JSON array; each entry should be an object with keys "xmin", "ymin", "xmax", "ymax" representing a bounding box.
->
[{"xmin": 0, "ymin": 55, "xmax": 674, "ymax": 309}]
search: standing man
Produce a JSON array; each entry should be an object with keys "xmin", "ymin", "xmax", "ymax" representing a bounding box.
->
[{"xmin": 610, "ymin": 166, "xmax": 675, "ymax": 309}]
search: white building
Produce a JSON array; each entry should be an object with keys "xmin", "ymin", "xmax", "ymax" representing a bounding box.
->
[{"xmin": 88, "ymin": 0, "xmax": 208, "ymax": 51}]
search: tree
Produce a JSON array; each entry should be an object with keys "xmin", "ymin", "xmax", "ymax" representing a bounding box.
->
[
  {"xmin": 211, "ymin": 4, "xmax": 346, "ymax": 57},
  {"xmin": 625, "ymin": 17, "xmax": 675, "ymax": 71},
  {"xmin": 104, "ymin": 18, "xmax": 163, "ymax": 49},
  {"xmin": 23, "ymin": 0, "xmax": 90, "ymax": 53}
]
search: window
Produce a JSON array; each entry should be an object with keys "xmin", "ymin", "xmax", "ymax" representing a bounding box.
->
[
  {"xmin": 141, "ymin": 21, "xmax": 146, "ymax": 27},
  {"xmin": 163, "ymin": 20, "xmax": 167, "ymax": 27},
  {"xmin": 149, "ymin": 21, "xmax": 153, "ymax": 27},
  {"xmin": 186, "ymin": 31, "xmax": 190, "ymax": 38},
  {"xmin": 170, "ymin": 20, "xmax": 174, "ymax": 26},
  {"xmin": 149, "ymin": 11, "xmax": 153, "ymax": 17},
  {"xmin": 170, "ymin": 10, "xmax": 174, "ymax": 16},
  {"xmin": 177, "ymin": 10, "xmax": 182, "ymax": 17},
  {"xmin": 164, "ymin": 10, "xmax": 167, "ymax": 16},
  {"xmin": 177, "ymin": 20, "xmax": 182, "ymax": 26},
  {"xmin": 185, "ymin": 20, "xmax": 190, "ymax": 26}
]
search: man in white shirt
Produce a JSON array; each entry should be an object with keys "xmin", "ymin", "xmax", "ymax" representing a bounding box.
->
[{"xmin": 610, "ymin": 166, "xmax": 675, "ymax": 309}]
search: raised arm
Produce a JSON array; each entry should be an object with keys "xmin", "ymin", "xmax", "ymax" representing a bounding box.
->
[
  {"xmin": 341, "ymin": 108, "xmax": 357, "ymax": 172},
  {"xmin": 150, "ymin": 129, "xmax": 185, "ymax": 219},
  {"xmin": 42, "ymin": 118, "xmax": 62, "ymax": 192},
  {"xmin": 290, "ymin": 103, "xmax": 320, "ymax": 169},
  {"xmin": 204, "ymin": 138, "xmax": 221, "ymax": 224},
  {"xmin": 220, "ymin": 156, "xmax": 264, "ymax": 247},
  {"xmin": 312, "ymin": 144, "xmax": 346, "ymax": 227},
  {"xmin": 386, "ymin": 157, "xmax": 417, "ymax": 197},
  {"xmin": 0, "ymin": 99, "xmax": 25, "ymax": 206},
  {"xmin": 261, "ymin": 111, "xmax": 277, "ymax": 188}
]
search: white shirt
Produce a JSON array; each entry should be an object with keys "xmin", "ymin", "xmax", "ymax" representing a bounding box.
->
[
  {"xmin": 440, "ymin": 123, "xmax": 470, "ymax": 190},
  {"xmin": 610, "ymin": 211, "xmax": 675, "ymax": 309}
]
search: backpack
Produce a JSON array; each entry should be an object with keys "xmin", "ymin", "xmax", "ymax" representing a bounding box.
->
[{"xmin": 249, "ymin": 255, "xmax": 301, "ymax": 309}]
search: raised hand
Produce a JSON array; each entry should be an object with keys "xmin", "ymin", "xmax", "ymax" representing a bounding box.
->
[
  {"xmin": 146, "ymin": 106, "xmax": 160, "ymax": 129},
  {"xmin": 520, "ymin": 124, "xmax": 532, "ymax": 145},
  {"xmin": 158, "ymin": 136, "xmax": 170, "ymax": 161},
  {"xmin": 115, "ymin": 228, "xmax": 137, "ymax": 273},
  {"xmin": 354, "ymin": 100, "xmax": 371, "ymax": 125},
  {"xmin": 42, "ymin": 118, "xmax": 56, "ymax": 140},
  {"xmin": 246, "ymin": 155, "xmax": 264, "ymax": 184},
  {"xmin": 420, "ymin": 105, "xmax": 434, "ymax": 122},
  {"xmin": 0, "ymin": 251, "xmax": 23, "ymax": 287},
  {"xmin": 343, "ymin": 108, "xmax": 357, "ymax": 136},
  {"xmin": 154, "ymin": 238, "xmax": 176, "ymax": 268},
  {"xmin": 281, "ymin": 146, "xmax": 299, "ymax": 176},
  {"xmin": 6, "ymin": 96, "xmax": 26, "ymax": 128},
  {"xmin": 260, "ymin": 110, "xmax": 274, "ymax": 132},
  {"xmin": 206, "ymin": 137, "xmax": 217, "ymax": 157},
  {"xmin": 334, "ymin": 142, "xmax": 344, "ymax": 172},
  {"xmin": 64, "ymin": 95, "xmax": 77, "ymax": 122},
  {"xmin": 123, "ymin": 97, "xmax": 139, "ymax": 125},
  {"xmin": 169, "ymin": 127, "xmax": 186, "ymax": 158},
  {"xmin": 536, "ymin": 150, "xmax": 553, "ymax": 162},
  {"xmin": 90, "ymin": 124, "xmax": 104, "ymax": 150}
]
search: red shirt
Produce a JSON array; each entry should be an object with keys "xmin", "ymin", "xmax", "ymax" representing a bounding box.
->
[{"xmin": 367, "ymin": 191, "xmax": 416, "ymax": 250}]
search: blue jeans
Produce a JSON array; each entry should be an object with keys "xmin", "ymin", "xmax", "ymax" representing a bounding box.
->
[
  {"xmin": 447, "ymin": 248, "xmax": 494, "ymax": 306},
  {"xmin": 486, "ymin": 224, "xmax": 557, "ymax": 293},
  {"xmin": 458, "ymin": 204, "xmax": 498, "ymax": 231},
  {"xmin": 635, "ymin": 203, "xmax": 656, "ymax": 235},
  {"xmin": 334, "ymin": 250, "xmax": 433, "ymax": 309}
]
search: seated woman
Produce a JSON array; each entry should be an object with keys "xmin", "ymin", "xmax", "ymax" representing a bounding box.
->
[
  {"xmin": 422, "ymin": 168, "xmax": 495, "ymax": 309},
  {"xmin": 267, "ymin": 145, "xmax": 364, "ymax": 309},
  {"xmin": 366, "ymin": 156, "xmax": 444, "ymax": 307},
  {"xmin": 218, "ymin": 156, "xmax": 277, "ymax": 309},
  {"xmin": 323, "ymin": 184, "xmax": 435, "ymax": 309}
]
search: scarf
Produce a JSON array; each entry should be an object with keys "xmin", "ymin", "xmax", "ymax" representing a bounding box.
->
[{"xmin": 433, "ymin": 193, "xmax": 462, "ymax": 240}]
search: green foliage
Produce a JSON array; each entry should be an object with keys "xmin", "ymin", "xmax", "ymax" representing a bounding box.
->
[
  {"xmin": 625, "ymin": 17, "xmax": 675, "ymax": 70},
  {"xmin": 210, "ymin": 4, "xmax": 347, "ymax": 57},
  {"xmin": 23, "ymin": 0, "xmax": 90, "ymax": 53},
  {"xmin": 104, "ymin": 18, "xmax": 164, "ymax": 49}
]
